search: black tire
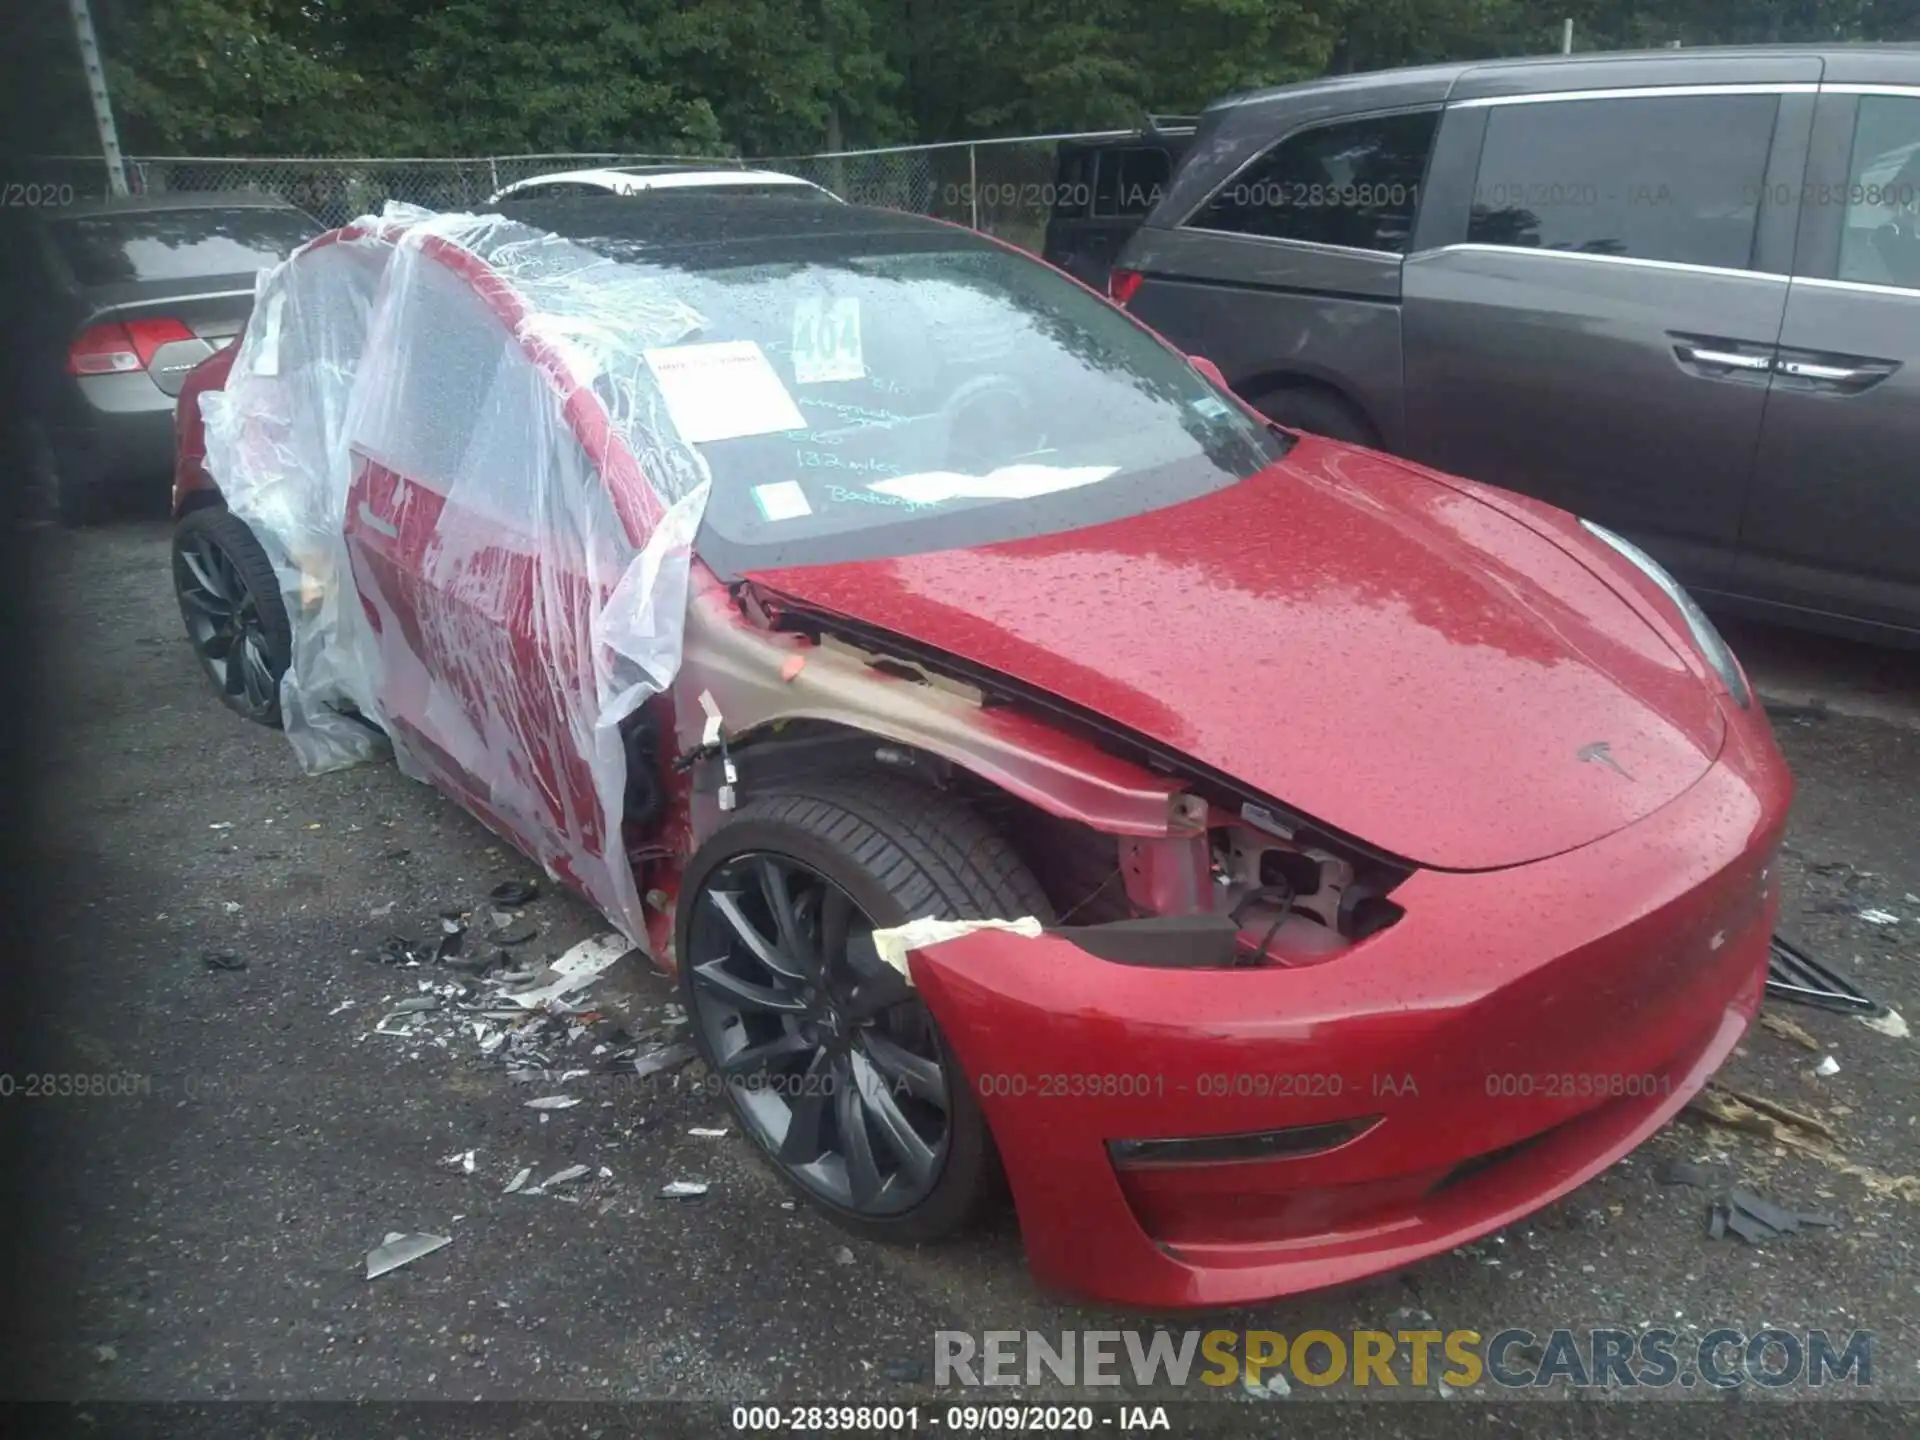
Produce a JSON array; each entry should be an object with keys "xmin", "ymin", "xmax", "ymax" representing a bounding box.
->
[
  {"xmin": 171, "ymin": 505, "xmax": 292, "ymax": 727},
  {"xmin": 677, "ymin": 773, "xmax": 1053, "ymax": 1244},
  {"xmin": 32, "ymin": 423, "xmax": 108, "ymax": 527},
  {"xmin": 1254, "ymin": 385, "xmax": 1380, "ymax": 448}
]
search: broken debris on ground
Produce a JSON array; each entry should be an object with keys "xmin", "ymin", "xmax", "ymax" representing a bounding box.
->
[
  {"xmin": 364, "ymin": 1232, "xmax": 452, "ymax": 1279},
  {"xmin": 1766, "ymin": 933, "xmax": 1882, "ymax": 1016},
  {"xmin": 1706, "ymin": 1187, "xmax": 1838, "ymax": 1244}
]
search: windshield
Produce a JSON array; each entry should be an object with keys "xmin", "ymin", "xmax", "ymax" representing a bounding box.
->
[
  {"xmin": 52, "ymin": 206, "xmax": 321, "ymax": 286},
  {"xmin": 609, "ymin": 240, "xmax": 1284, "ymax": 571}
]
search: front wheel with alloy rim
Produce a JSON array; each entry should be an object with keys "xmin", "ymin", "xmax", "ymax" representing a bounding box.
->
[
  {"xmin": 172, "ymin": 505, "xmax": 293, "ymax": 726},
  {"xmin": 676, "ymin": 775, "xmax": 1054, "ymax": 1244}
]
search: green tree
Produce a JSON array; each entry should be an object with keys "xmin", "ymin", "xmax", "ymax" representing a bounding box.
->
[{"xmin": 103, "ymin": 0, "xmax": 369, "ymax": 152}]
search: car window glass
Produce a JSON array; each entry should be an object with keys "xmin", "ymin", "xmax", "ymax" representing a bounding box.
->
[
  {"xmin": 1837, "ymin": 94, "xmax": 1920, "ymax": 289},
  {"xmin": 1093, "ymin": 148, "xmax": 1171, "ymax": 218},
  {"xmin": 50, "ymin": 206, "xmax": 320, "ymax": 285},
  {"xmin": 1052, "ymin": 150, "xmax": 1093, "ymax": 217},
  {"xmin": 1466, "ymin": 94, "xmax": 1775, "ymax": 269},
  {"xmin": 1187, "ymin": 111, "xmax": 1437, "ymax": 252},
  {"xmin": 547, "ymin": 241, "xmax": 1286, "ymax": 569}
]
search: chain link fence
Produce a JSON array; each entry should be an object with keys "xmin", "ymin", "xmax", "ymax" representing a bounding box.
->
[{"xmin": 23, "ymin": 135, "xmax": 1138, "ymax": 245}]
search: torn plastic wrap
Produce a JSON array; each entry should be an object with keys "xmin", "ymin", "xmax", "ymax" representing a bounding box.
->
[
  {"xmin": 201, "ymin": 216, "xmax": 413, "ymax": 771},
  {"xmin": 200, "ymin": 204, "xmax": 713, "ymax": 943}
]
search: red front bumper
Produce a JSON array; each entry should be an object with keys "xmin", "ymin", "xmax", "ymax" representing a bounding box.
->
[{"xmin": 910, "ymin": 711, "xmax": 1790, "ymax": 1308}]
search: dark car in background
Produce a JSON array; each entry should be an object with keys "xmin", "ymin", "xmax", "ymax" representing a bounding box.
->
[
  {"xmin": 15, "ymin": 192, "xmax": 321, "ymax": 524},
  {"xmin": 1113, "ymin": 46, "xmax": 1920, "ymax": 646},
  {"xmin": 1040, "ymin": 118, "xmax": 1195, "ymax": 288}
]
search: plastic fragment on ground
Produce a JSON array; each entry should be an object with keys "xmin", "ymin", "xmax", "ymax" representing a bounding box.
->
[
  {"xmin": 1655, "ymin": 1159, "xmax": 1714, "ymax": 1187},
  {"xmin": 365, "ymin": 1232, "xmax": 451, "ymax": 1279},
  {"xmin": 632, "ymin": 1042, "xmax": 697, "ymax": 1079},
  {"xmin": 661, "ymin": 1180, "xmax": 709, "ymax": 1199},
  {"xmin": 501, "ymin": 934, "xmax": 633, "ymax": 1010},
  {"xmin": 1706, "ymin": 1187, "xmax": 1839, "ymax": 1245},
  {"xmin": 1860, "ymin": 1008, "xmax": 1910, "ymax": 1039}
]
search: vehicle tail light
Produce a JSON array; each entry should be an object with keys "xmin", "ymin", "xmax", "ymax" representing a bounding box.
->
[
  {"xmin": 1108, "ymin": 266, "xmax": 1144, "ymax": 306},
  {"xmin": 67, "ymin": 317, "xmax": 195, "ymax": 375}
]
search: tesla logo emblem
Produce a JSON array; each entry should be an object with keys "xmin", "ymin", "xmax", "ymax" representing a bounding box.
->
[{"xmin": 1577, "ymin": 740, "xmax": 1634, "ymax": 780}]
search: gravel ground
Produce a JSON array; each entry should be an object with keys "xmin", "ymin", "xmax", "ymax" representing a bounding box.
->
[{"xmin": 3, "ymin": 519, "xmax": 1917, "ymax": 1435}]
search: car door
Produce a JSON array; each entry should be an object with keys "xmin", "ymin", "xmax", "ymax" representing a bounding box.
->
[
  {"xmin": 1400, "ymin": 67, "xmax": 1817, "ymax": 594},
  {"xmin": 342, "ymin": 248, "xmax": 632, "ymax": 895},
  {"xmin": 1736, "ymin": 83, "xmax": 1920, "ymax": 633}
]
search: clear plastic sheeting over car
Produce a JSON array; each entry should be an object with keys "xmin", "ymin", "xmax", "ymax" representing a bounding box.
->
[{"xmin": 201, "ymin": 203, "xmax": 712, "ymax": 943}]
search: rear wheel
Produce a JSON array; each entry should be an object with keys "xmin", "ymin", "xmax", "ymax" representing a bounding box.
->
[
  {"xmin": 172, "ymin": 505, "xmax": 291, "ymax": 726},
  {"xmin": 27, "ymin": 421, "xmax": 107, "ymax": 527},
  {"xmin": 1254, "ymin": 385, "xmax": 1380, "ymax": 448},
  {"xmin": 677, "ymin": 774, "xmax": 1052, "ymax": 1243}
]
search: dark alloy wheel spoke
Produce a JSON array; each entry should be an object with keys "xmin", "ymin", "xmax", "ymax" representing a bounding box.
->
[
  {"xmin": 222, "ymin": 640, "xmax": 250, "ymax": 696},
  {"xmin": 686, "ymin": 849, "xmax": 955, "ymax": 1218},
  {"xmin": 858, "ymin": 1029, "xmax": 948, "ymax": 1109},
  {"xmin": 756, "ymin": 858, "xmax": 813, "ymax": 973},
  {"xmin": 842, "ymin": 971, "xmax": 913, "ymax": 1025},
  {"xmin": 819, "ymin": 886, "xmax": 853, "ymax": 973},
  {"xmin": 834, "ymin": 1054, "xmax": 886, "ymax": 1207},
  {"xmin": 238, "ymin": 639, "xmax": 275, "ymax": 710},
  {"xmin": 719, "ymin": 1028, "xmax": 816, "ymax": 1079},
  {"xmin": 778, "ymin": 1053, "xmax": 836, "ymax": 1165},
  {"xmin": 852, "ymin": 1050, "xmax": 939, "ymax": 1184},
  {"xmin": 177, "ymin": 527, "xmax": 282, "ymax": 721},
  {"xmin": 709, "ymin": 889, "xmax": 808, "ymax": 982},
  {"xmin": 182, "ymin": 544, "xmax": 230, "ymax": 604},
  {"xmin": 178, "ymin": 586, "xmax": 230, "ymax": 622},
  {"xmin": 692, "ymin": 956, "xmax": 806, "ymax": 1015}
]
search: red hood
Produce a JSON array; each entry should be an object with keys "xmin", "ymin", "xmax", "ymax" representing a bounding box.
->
[{"xmin": 745, "ymin": 438, "xmax": 1725, "ymax": 870}]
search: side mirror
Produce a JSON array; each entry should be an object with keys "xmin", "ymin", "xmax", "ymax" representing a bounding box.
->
[{"xmin": 1188, "ymin": 354, "xmax": 1229, "ymax": 390}]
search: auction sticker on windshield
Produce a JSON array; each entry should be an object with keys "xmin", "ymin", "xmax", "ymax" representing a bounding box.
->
[
  {"xmin": 751, "ymin": 480, "xmax": 813, "ymax": 522},
  {"xmin": 791, "ymin": 296, "xmax": 864, "ymax": 384},
  {"xmin": 644, "ymin": 340, "xmax": 805, "ymax": 443}
]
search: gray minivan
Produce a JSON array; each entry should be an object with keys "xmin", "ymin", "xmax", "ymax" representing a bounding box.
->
[{"xmin": 1114, "ymin": 46, "xmax": 1920, "ymax": 645}]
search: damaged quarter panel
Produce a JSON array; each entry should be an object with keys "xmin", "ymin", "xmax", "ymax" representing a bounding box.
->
[{"xmin": 673, "ymin": 566, "xmax": 1191, "ymax": 840}]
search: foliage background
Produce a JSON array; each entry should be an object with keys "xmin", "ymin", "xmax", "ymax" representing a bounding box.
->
[{"xmin": 8, "ymin": 0, "xmax": 1920, "ymax": 157}]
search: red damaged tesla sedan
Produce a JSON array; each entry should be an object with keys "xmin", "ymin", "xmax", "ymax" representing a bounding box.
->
[{"xmin": 171, "ymin": 194, "xmax": 1790, "ymax": 1308}]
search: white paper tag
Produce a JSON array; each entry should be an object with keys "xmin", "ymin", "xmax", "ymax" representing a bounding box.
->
[
  {"xmin": 643, "ymin": 340, "xmax": 805, "ymax": 444},
  {"xmin": 868, "ymin": 464, "xmax": 1118, "ymax": 506},
  {"xmin": 791, "ymin": 297, "xmax": 865, "ymax": 384},
  {"xmin": 751, "ymin": 480, "xmax": 813, "ymax": 522}
]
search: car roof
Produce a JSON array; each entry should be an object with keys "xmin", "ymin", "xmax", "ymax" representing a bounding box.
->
[
  {"xmin": 496, "ymin": 166, "xmax": 823, "ymax": 196},
  {"xmin": 47, "ymin": 190, "xmax": 308, "ymax": 220},
  {"xmin": 495, "ymin": 192, "xmax": 971, "ymax": 261},
  {"xmin": 1212, "ymin": 42, "xmax": 1920, "ymax": 111}
]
